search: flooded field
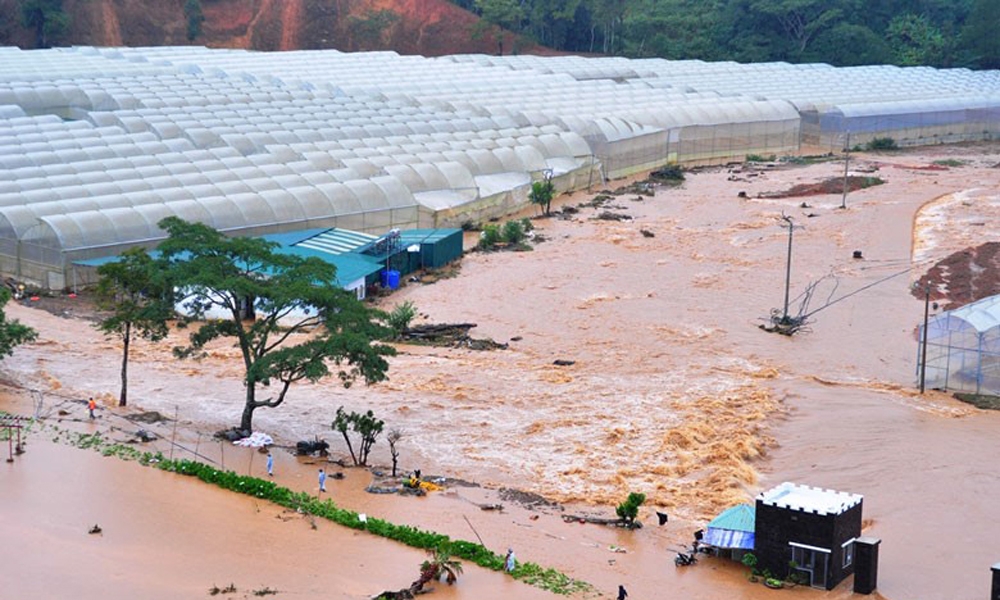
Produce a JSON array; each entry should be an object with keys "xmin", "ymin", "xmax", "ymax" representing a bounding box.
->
[{"xmin": 3, "ymin": 144, "xmax": 1000, "ymax": 599}]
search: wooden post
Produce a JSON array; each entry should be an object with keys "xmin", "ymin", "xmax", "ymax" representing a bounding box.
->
[{"xmin": 169, "ymin": 405, "xmax": 179, "ymax": 461}]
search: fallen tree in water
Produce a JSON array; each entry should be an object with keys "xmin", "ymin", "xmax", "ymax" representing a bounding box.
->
[{"xmin": 399, "ymin": 323, "xmax": 508, "ymax": 350}]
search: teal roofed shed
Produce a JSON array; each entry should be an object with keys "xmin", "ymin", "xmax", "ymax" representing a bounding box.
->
[{"xmin": 397, "ymin": 229, "xmax": 463, "ymax": 271}]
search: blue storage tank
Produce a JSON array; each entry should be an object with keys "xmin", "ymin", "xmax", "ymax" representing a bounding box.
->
[{"xmin": 381, "ymin": 269, "xmax": 400, "ymax": 290}]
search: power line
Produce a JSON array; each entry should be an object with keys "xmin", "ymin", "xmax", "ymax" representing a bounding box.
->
[{"xmin": 801, "ymin": 266, "xmax": 915, "ymax": 320}]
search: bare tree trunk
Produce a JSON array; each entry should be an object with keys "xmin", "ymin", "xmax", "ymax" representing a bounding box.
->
[
  {"xmin": 119, "ymin": 323, "xmax": 130, "ymax": 407},
  {"xmin": 240, "ymin": 384, "xmax": 256, "ymax": 433}
]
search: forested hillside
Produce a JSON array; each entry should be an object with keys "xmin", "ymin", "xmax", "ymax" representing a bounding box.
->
[
  {"xmin": 460, "ymin": 0, "xmax": 1000, "ymax": 68},
  {"xmin": 0, "ymin": 0, "xmax": 531, "ymax": 56},
  {"xmin": 2, "ymin": 0, "xmax": 999, "ymax": 68}
]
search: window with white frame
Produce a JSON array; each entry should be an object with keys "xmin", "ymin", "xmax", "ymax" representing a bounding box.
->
[{"xmin": 842, "ymin": 539, "xmax": 855, "ymax": 568}]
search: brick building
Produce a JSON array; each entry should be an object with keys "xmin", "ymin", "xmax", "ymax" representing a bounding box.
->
[{"xmin": 753, "ymin": 482, "xmax": 863, "ymax": 590}]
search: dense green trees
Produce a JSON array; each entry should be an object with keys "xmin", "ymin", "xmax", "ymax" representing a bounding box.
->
[
  {"xmin": 20, "ymin": 0, "xmax": 69, "ymax": 48},
  {"xmin": 456, "ymin": 0, "xmax": 996, "ymax": 68},
  {"xmin": 183, "ymin": 0, "xmax": 204, "ymax": 41},
  {"xmin": 962, "ymin": 0, "xmax": 1000, "ymax": 68}
]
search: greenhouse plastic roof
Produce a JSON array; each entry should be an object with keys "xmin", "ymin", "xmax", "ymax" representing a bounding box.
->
[
  {"xmin": 1, "ymin": 45, "xmax": 998, "ymax": 259},
  {"xmin": 937, "ymin": 294, "xmax": 1000, "ymax": 333}
]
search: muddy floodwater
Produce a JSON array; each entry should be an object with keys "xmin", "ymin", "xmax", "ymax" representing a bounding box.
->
[{"xmin": 3, "ymin": 145, "xmax": 1000, "ymax": 600}]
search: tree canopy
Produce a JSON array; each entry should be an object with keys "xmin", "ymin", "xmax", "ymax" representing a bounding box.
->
[
  {"xmin": 0, "ymin": 287, "xmax": 37, "ymax": 360},
  {"xmin": 457, "ymin": 0, "xmax": 993, "ymax": 69},
  {"xmin": 156, "ymin": 217, "xmax": 397, "ymax": 433},
  {"xmin": 20, "ymin": 0, "xmax": 70, "ymax": 49}
]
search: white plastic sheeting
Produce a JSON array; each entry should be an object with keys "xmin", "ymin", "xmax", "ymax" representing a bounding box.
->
[{"xmin": 1, "ymin": 45, "xmax": 998, "ymax": 287}]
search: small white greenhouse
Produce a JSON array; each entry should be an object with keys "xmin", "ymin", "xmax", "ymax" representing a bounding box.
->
[{"xmin": 918, "ymin": 295, "xmax": 1000, "ymax": 396}]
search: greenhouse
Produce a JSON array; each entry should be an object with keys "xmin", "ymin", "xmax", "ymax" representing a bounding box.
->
[
  {"xmin": 918, "ymin": 295, "xmax": 1000, "ymax": 397},
  {"xmin": 1, "ymin": 45, "xmax": 998, "ymax": 288}
]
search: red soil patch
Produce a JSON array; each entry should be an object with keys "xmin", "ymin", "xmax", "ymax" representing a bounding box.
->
[{"xmin": 915, "ymin": 242, "xmax": 1000, "ymax": 309}]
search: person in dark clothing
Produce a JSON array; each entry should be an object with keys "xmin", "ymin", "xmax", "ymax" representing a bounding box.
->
[{"xmin": 617, "ymin": 584, "xmax": 628, "ymax": 600}]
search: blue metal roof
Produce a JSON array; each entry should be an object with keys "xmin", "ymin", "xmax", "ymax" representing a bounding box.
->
[
  {"xmin": 74, "ymin": 226, "xmax": 418, "ymax": 288},
  {"xmin": 260, "ymin": 228, "xmax": 332, "ymax": 247},
  {"xmin": 707, "ymin": 503, "xmax": 756, "ymax": 532},
  {"xmin": 290, "ymin": 228, "xmax": 378, "ymax": 255},
  {"xmin": 274, "ymin": 245, "xmax": 383, "ymax": 287}
]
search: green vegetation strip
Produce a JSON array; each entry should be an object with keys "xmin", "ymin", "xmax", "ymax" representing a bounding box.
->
[
  {"xmin": 39, "ymin": 424, "xmax": 592, "ymax": 596},
  {"xmin": 954, "ymin": 392, "xmax": 1000, "ymax": 410}
]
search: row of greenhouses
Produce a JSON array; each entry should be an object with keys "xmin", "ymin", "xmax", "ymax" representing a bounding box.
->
[{"xmin": 1, "ymin": 45, "xmax": 998, "ymax": 288}]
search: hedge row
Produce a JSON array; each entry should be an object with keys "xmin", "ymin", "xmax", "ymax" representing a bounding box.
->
[
  {"xmin": 48, "ymin": 427, "xmax": 591, "ymax": 595},
  {"xmin": 160, "ymin": 458, "xmax": 589, "ymax": 595}
]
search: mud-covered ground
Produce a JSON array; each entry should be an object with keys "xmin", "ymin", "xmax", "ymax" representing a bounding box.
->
[{"xmin": 4, "ymin": 143, "xmax": 1000, "ymax": 600}]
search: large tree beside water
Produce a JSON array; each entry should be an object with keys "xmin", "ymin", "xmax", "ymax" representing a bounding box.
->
[{"xmin": 155, "ymin": 217, "xmax": 396, "ymax": 434}]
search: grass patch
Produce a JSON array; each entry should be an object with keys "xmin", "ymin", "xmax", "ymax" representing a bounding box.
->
[
  {"xmin": 932, "ymin": 158, "xmax": 967, "ymax": 167},
  {"xmin": 954, "ymin": 392, "xmax": 1000, "ymax": 410}
]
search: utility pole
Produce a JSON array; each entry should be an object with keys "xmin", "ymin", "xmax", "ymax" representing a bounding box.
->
[
  {"xmin": 782, "ymin": 214, "xmax": 794, "ymax": 323},
  {"xmin": 841, "ymin": 131, "xmax": 851, "ymax": 210},
  {"xmin": 920, "ymin": 283, "xmax": 930, "ymax": 394}
]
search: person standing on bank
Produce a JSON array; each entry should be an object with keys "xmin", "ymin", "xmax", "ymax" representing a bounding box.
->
[
  {"xmin": 266, "ymin": 452, "xmax": 274, "ymax": 477},
  {"xmin": 504, "ymin": 548, "xmax": 516, "ymax": 573},
  {"xmin": 618, "ymin": 584, "xmax": 628, "ymax": 600},
  {"xmin": 318, "ymin": 468, "xmax": 327, "ymax": 492},
  {"xmin": 87, "ymin": 397, "xmax": 96, "ymax": 420}
]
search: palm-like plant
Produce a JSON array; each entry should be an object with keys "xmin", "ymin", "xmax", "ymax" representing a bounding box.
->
[{"xmin": 411, "ymin": 546, "xmax": 464, "ymax": 592}]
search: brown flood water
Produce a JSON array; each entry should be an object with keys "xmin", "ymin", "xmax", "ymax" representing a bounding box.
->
[{"xmin": 3, "ymin": 144, "xmax": 1000, "ymax": 599}]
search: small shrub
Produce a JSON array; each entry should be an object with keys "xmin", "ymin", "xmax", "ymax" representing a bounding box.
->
[
  {"xmin": 501, "ymin": 219, "xmax": 526, "ymax": 245},
  {"xmin": 745, "ymin": 154, "xmax": 776, "ymax": 163},
  {"xmin": 386, "ymin": 301, "xmax": 417, "ymax": 337},
  {"xmin": 479, "ymin": 224, "xmax": 502, "ymax": 250},
  {"xmin": 332, "ymin": 406, "xmax": 384, "ymax": 467},
  {"xmin": 615, "ymin": 491, "xmax": 646, "ymax": 527},
  {"xmin": 529, "ymin": 179, "xmax": 556, "ymax": 215},
  {"xmin": 520, "ymin": 217, "xmax": 534, "ymax": 232},
  {"xmin": 649, "ymin": 164, "xmax": 685, "ymax": 182},
  {"xmin": 866, "ymin": 137, "xmax": 899, "ymax": 151}
]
